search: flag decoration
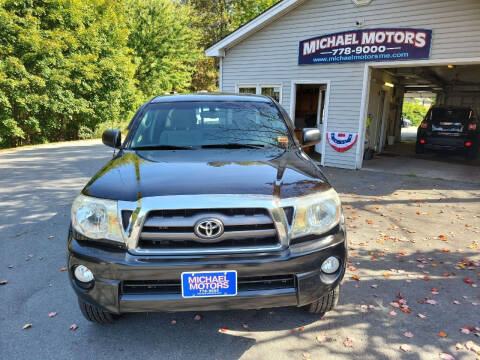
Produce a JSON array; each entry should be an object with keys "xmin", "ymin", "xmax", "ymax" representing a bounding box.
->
[{"xmin": 327, "ymin": 132, "xmax": 358, "ymax": 152}]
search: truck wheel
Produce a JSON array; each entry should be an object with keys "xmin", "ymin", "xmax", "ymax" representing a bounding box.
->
[
  {"xmin": 415, "ymin": 143, "xmax": 425, "ymax": 154},
  {"xmin": 78, "ymin": 298, "xmax": 119, "ymax": 324},
  {"xmin": 304, "ymin": 285, "xmax": 339, "ymax": 315},
  {"xmin": 466, "ymin": 145, "xmax": 478, "ymax": 160}
]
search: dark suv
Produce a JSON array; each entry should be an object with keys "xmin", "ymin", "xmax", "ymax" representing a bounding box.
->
[
  {"xmin": 68, "ymin": 94, "xmax": 346, "ymax": 323},
  {"xmin": 416, "ymin": 105, "xmax": 479, "ymax": 159}
]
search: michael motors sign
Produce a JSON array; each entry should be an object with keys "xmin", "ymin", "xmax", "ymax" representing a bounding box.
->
[{"xmin": 299, "ymin": 28, "xmax": 432, "ymax": 65}]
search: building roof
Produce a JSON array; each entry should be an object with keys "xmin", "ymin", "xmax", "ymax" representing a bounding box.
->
[{"xmin": 205, "ymin": 0, "xmax": 307, "ymax": 57}]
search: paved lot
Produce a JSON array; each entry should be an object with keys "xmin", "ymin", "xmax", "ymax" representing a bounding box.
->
[{"xmin": 1, "ymin": 141, "xmax": 479, "ymax": 360}]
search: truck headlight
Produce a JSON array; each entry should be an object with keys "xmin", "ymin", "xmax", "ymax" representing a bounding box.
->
[
  {"xmin": 71, "ymin": 194, "xmax": 124, "ymax": 244},
  {"xmin": 290, "ymin": 189, "xmax": 341, "ymax": 239}
]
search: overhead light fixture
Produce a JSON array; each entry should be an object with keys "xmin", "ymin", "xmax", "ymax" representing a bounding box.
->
[
  {"xmin": 384, "ymin": 82, "xmax": 395, "ymax": 88},
  {"xmin": 447, "ymin": 64, "xmax": 455, "ymax": 69}
]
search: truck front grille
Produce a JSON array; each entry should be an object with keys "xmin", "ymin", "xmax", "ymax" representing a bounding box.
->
[
  {"xmin": 137, "ymin": 208, "xmax": 280, "ymax": 252},
  {"xmin": 121, "ymin": 275, "xmax": 295, "ymax": 295}
]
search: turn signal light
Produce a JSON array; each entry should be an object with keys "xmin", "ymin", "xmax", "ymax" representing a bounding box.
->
[
  {"xmin": 420, "ymin": 121, "xmax": 428, "ymax": 129},
  {"xmin": 465, "ymin": 141, "xmax": 472, "ymax": 147},
  {"xmin": 468, "ymin": 123, "xmax": 477, "ymax": 131}
]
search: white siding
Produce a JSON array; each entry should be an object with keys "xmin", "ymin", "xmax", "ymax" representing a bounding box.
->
[{"xmin": 221, "ymin": 0, "xmax": 480, "ymax": 168}]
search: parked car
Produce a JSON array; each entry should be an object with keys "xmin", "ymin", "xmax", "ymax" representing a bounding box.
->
[
  {"xmin": 401, "ymin": 118, "xmax": 412, "ymax": 128},
  {"xmin": 416, "ymin": 105, "xmax": 479, "ymax": 159},
  {"xmin": 68, "ymin": 94, "xmax": 346, "ymax": 323}
]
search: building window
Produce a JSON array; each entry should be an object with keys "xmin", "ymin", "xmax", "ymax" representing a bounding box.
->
[
  {"xmin": 238, "ymin": 86, "xmax": 257, "ymax": 95},
  {"xmin": 260, "ymin": 86, "xmax": 281, "ymax": 102},
  {"xmin": 237, "ymin": 83, "xmax": 282, "ymax": 103}
]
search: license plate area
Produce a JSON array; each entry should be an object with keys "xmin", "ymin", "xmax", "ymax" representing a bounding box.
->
[{"xmin": 181, "ymin": 271, "xmax": 237, "ymax": 298}]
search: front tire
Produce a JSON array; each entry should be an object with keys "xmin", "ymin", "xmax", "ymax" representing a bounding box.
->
[
  {"xmin": 78, "ymin": 298, "xmax": 119, "ymax": 324},
  {"xmin": 303, "ymin": 285, "xmax": 340, "ymax": 315}
]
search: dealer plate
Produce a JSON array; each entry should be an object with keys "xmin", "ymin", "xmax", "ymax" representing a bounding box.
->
[{"xmin": 181, "ymin": 271, "xmax": 237, "ymax": 298}]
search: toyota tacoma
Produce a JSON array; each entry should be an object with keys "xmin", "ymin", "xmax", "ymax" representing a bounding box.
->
[{"xmin": 68, "ymin": 94, "xmax": 347, "ymax": 323}]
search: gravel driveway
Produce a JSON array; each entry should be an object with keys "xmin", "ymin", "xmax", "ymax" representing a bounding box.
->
[{"xmin": 1, "ymin": 141, "xmax": 479, "ymax": 360}]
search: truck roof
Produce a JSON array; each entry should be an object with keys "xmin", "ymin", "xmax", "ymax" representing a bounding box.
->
[{"xmin": 150, "ymin": 93, "xmax": 273, "ymax": 103}]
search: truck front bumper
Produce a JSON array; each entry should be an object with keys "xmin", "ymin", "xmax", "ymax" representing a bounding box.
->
[{"xmin": 67, "ymin": 229, "xmax": 346, "ymax": 314}]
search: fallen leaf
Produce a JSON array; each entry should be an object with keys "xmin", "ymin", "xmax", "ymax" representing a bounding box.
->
[
  {"xmin": 383, "ymin": 273, "xmax": 392, "ymax": 278},
  {"xmin": 455, "ymin": 343, "xmax": 464, "ymax": 350},
  {"xmin": 193, "ymin": 314, "xmax": 202, "ymax": 321},
  {"xmin": 390, "ymin": 311, "xmax": 397, "ymax": 316},
  {"xmin": 316, "ymin": 335, "xmax": 327, "ymax": 343},
  {"xmin": 23, "ymin": 323, "xmax": 32, "ymax": 330},
  {"xmin": 242, "ymin": 323, "xmax": 248, "ymax": 329},
  {"xmin": 401, "ymin": 308, "xmax": 412, "ymax": 313},
  {"xmin": 170, "ymin": 319, "xmax": 177, "ymax": 325},
  {"xmin": 426, "ymin": 299, "xmax": 437, "ymax": 305},
  {"xmin": 59, "ymin": 267, "xmax": 67, "ymax": 272},
  {"xmin": 48, "ymin": 312, "xmax": 57, "ymax": 318},
  {"xmin": 70, "ymin": 323, "xmax": 78, "ymax": 331},
  {"xmin": 298, "ymin": 326, "xmax": 305, "ymax": 331},
  {"xmin": 400, "ymin": 344, "xmax": 412, "ymax": 352},
  {"xmin": 439, "ymin": 353, "xmax": 456, "ymax": 360},
  {"xmin": 352, "ymin": 274, "xmax": 360, "ymax": 281},
  {"xmin": 302, "ymin": 352, "xmax": 311, "ymax": 360},
  {"xmin": 343, "ymin": 338, "xmax": 354, "ymax": 347},
  {"xmin": 404, "ymin": 331, "xmax": 414, "ymax": 338},
  {"xmin": 398, "ymin": 250, "xmax": 408, "ymax": 256},
  {"xmin": 439, "ymin": 235, "xmax": 448, "ymax": 241},
  {"xmin": 417, "ymin": 313, "xmax": 426, "ymax": 319},
  {"xmin": 464, "ymin": 278, "xmax": 474, "ymax": 285},
  {"xmin": 423, "ymin": 276, "xmax": 431, "ymax": 281},
  {"xmin": 437, "ymin": 331, "xmax": 448, "ymax": 338},
  {"xmin": 370, "ymin": 284, "xmax": 378, "ymax": 289},
  {"xmin": 461, "ymin": 327, "xmax": 471, "ymax": 334}
]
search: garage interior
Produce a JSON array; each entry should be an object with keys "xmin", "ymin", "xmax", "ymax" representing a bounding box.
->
[{"xmin": 362, "ymin": 63, "xmax": 480, "ymax": 181}]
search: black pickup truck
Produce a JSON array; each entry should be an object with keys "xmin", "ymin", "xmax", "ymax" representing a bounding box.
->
[{"xmin": 68, "ymin": 94, "xmax": 346, "ymax": 323}]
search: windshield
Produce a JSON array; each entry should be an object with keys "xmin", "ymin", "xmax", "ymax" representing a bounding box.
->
[
  {"xmin": 428, "ymin": 108, "xmax": 472, "ymax": 124},
  {"xmin": 130, "ymin": 101, "xmax": 291, "ymax": 149}
]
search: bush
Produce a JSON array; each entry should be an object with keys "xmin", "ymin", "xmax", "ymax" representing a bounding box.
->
[{"xmin": 402, "ymin": 100, "xmax": 431, "ymax": 127}]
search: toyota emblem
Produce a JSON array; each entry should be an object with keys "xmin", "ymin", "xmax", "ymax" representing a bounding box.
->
[{"xmin": 194, "ymin": 218, "xmax": 224, "ymax": 240}]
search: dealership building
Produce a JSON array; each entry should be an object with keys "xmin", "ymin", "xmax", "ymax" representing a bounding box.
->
[{"xmin": 206, "ymin": 0, "xmax": 480, "ymax": 169}]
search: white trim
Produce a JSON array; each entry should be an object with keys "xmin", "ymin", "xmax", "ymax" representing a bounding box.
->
[
  {"xmin": 289, "ymin": 80, "xmax": 331, "ymax": 166},
  {"xmin": 236, "ymin": 82, "xmax": 283, "ymax": 103},
  {"xmin": 355, "ymin": 65, "xmax": 371, "ymax": 169},
  {"xmin": 205, "ymin": 0, "xmax": 307, "ymax": 57},
  {"xmin": 219, "ymin": 57, "xmax": 223, "ymax": 92}
]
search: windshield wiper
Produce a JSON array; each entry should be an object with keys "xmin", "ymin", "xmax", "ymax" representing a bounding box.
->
[
  {"xmin": 201, "ymin": 143, "xmax": 265, "ymax": 149},
  {"xmin": 131, "ymin": 145, "xmax": 195, "ymax": 150}
]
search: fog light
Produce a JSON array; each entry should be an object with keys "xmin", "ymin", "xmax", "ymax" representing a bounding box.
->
[
  {"xmin": 74, "ymin": 265, "xmax": 94, "ymax": 283},
  {"xmin": 321, "ymin": 257, "xmax": 340, "ymax": 274}
]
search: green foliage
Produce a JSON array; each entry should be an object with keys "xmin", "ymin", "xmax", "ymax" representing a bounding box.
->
[
  {"xmin": 183, "ymin": 0, "xmax": 281, "ymax": 92},
  {"xmin": 402, "ymin": 100, "xmax": 431, "ymax": 127},
  {"xmin": 126, "ymin": 0, "xmax": 201, "ymax": 97},
  {"xmin": 0, "ymin": 0, "xmax": 138, "ymax": 148},
  {"xmin": 0, "ymin": 0, "xmax": 281, "ymax": 148}
]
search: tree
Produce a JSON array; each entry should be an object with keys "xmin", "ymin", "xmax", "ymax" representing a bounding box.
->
[
  {"xmin": 126, "ymin": 0, "xmax": 202, "ymax": 97},
  {"xmin": 0, "ymin": 0, "xmax": 138, "ymax": 148},
  {"xmin": 183, "ymin": 0, "xmax": 281, "ymax": 92}
]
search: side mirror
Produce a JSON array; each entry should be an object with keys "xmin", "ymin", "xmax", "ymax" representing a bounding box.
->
[
  {"xmin": 301, "ymin": 128, "xmax": 321, "ymax": 147},
  {"xmin": 102, "ymin": 129, "xmax": 122, "ymax": 149}
]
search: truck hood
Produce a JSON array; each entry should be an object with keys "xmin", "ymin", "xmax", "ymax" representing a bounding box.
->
[{"xmin": 82, "ymin": 149, "xmax": 330, "ymax": 202}]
